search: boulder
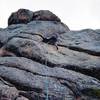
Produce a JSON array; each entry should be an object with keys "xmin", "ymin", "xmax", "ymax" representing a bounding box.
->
[
  {"xmin": 8, "ymin": 9, "xmax": 61, "ymax": 26},
  {"xmin": 8, "ymin": 9, "xmax": 33, "ymax": 25},
  {"xmin": 32, "ymin": 10, "xmax": 61, "ymax": 22}
]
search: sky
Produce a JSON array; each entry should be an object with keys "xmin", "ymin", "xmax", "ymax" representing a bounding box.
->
[{"xmin": 0, "ymin": 0, "xmax": 100, "ymax": 30}]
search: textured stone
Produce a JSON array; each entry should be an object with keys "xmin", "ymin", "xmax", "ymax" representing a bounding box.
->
[
  {"xmin": 0, "ymin": 9, "xmax": 100, "ymax": 100},
  {"xmin": 32, "ymin": 10, "xmax": 61, "ymax": 22},
  {"xmin": 8, "ymin": 9, "xmax": 61, "ymax": 26},
  {"xmin": 8, "ymin": 9, "xmax": 33, "ymax": 25}
]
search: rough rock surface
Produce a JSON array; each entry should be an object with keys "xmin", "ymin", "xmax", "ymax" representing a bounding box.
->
[
  {"xmin": 8, "ymin": 9, "xmax": 62, "ymax": 26},
  {"xmin": 32, "ymin": 10, "xmax": 61, "ymax": 22},
  {"xmin": 0, "ymin": 9, "xmax": 100, "ymax": 100},
  {"xmin": 8, "ymin": 9, "xmax": 33, "ymax": 26}
]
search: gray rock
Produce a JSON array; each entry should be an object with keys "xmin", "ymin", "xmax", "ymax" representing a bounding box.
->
[
  {"xmin": 32, "ymin": 10, "xmax": 61, "ymax": 22},
  {"xmin": 0, "ymin": 57, "xmax": 100, "ymax": 99},
  {"xmin": 8, "ymin": 9, "xmax": 62, "ymax": 26},
  {"xmin": 0, "ymin": 83, "xmax": 19, "ymax": 100},
  {"xmin": 0, "ymin": 10, "xmax": 100, "ymax": 100},
  {"xmin": 5, "ymin": 35, "xmax": 100, "ymax": 79},
  {"xmin": 58, "ymin": 29, "xmax": 100, "ymax": 56},
  {"xmin": 0, "ymin": 21, "xmax": 69, "ymax": 46},
  {"xmin": 8, "ymin": 9, "xmax": 33, "ymax": 25}
]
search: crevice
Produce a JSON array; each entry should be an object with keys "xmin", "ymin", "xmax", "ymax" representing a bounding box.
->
[
  {"xmin": 19, "ymin": 91, "xmax": 45, "ymax": 100},
  {"xmin": 3, "ymin": 45, "xmax": 100, "ymax": 81},
  {"xmin": 3, "ymin": 34, "xmax": 100, "ymax": 80},
  {"xmin": 81, "ymin": 88, "xmax": 100, "ymax": 99},
  {"xmin": 58, "ymin": 44, "xmax": 100, "ymax": 56},
  {"xmin": 0, "ymin": 63, "xmax": 76, "ymax": 84},
  {"xmin": 0, "ymin": 76, "xmax": 36, "ymax": 91},
  {"xmin": 0, "ymin": 64, "xmax": 79, "ymax": 95},
  {"xmin": 0, "ymin": 76, "xmax": 14, "ymax": 87},
  {"xmin": 0, "ymin": 64, "xmax": 100, "ymax": 100},
  {"xmin": 20, "ymin": 55, "xmax": 100, "ymax": 80},
  {"xmin": 1, "ymin": 51, "xmax": 100, "ymax": 81},
  {"xmin": 0, "ymin": 42, "xmax": 4, "ymax": 48},
  {"xmin": 22, "ymin": 54, "xmax": 56, "ymax": 67},
  {"xmin": 4, "ymin": 35, "xmax": 56, "ymax": 67},
  {"xmin": 2, "ymin": 33, "xmax": 34, "ymax": 49},
  {"xmin": 6, "ymin": 49, "xmax": 56, "ymax": 67},
  {"xmin": 60, "ymin": 80, "xmax": 82, "ymax": 99},
  {"xmin": 61, "ymin": 64, "xmax": 100, "ymax": 80}
]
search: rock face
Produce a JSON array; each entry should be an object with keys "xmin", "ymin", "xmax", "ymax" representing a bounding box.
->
[
  {"xmin": 0, "ymin": 9, "xmax": 100, "ymax": 100},
  {"xmin": 32, "ymin": 10, "xmax": 61, "ymax": 22},
  {"xmin": 8, "ymin": 9, "xmax": 33, "ymax": 25},
  {"xmin": 8, "ymin": 9, "xmax": 61, "ymax": 26}
]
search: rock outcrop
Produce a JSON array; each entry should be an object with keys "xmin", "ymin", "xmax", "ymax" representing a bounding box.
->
[
  {"xmin": 0, "ymin": 9, "xmax": 100, "ymax": 100},
  {"xmin": 8, "ymin": 9, "xmax": 61, "ymax": 26},
  {"xmin": 8, "ymin": 9, "xmax": 33, "ymax": 26},
  {"xmin": 32, "ymin": 10, "xmax": 61, "ymax": 22}
]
